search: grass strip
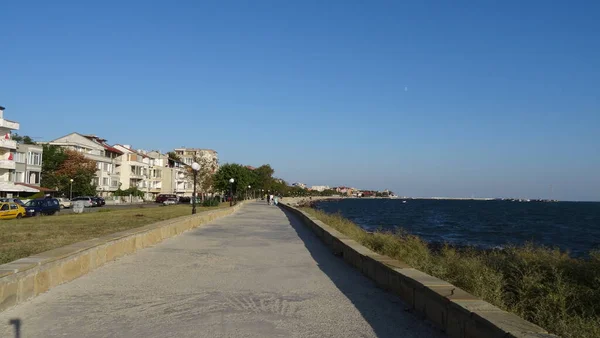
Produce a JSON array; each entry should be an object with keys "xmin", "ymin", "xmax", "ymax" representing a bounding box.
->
[
  {"xmin": 0, "ymin": 204, "xmax": 228, "ymax": 265},
  {"xmin": 301, "ymin": 207, "xmax": 600, "ymax": 338}
]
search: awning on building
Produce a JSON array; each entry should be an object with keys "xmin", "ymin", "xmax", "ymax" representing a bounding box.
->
[
  {"xmin": 0, "ymin": 182, "xmax": 40, "ymax": 193},
  {"xmin": 15, "ymin": 183, "xmax": 57, "ymax": 192}
]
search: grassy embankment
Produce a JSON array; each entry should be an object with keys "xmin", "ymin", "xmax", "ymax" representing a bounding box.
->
[
  {"xmin": 301, "ymin": 207, "xmax": 600, "ymax": 338},
  {"xmin": 0, "ymin": 203, "xmax": 228, "ymax": 265}
]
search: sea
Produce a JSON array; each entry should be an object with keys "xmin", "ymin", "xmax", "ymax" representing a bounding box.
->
[{"xmin": 313, "ymin": 199, "xmax": 600, "ymax": 258}]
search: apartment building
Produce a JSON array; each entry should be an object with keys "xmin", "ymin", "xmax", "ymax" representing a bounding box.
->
[
  {"xmin": 14, "ymin": 143, "xmax": 43, "ymax": 186},
  {"xmin": 46, "ymin": 133, "xmax": 123, "ymax": 197},
  {"xmin": 113, "ymin": 145, "xmax": 150, "ymax": 197},
  {"xmin": 173, "ymin": 147, "xmax": 218, "ymax": 196},
  {"xmin": 173, "ymin": 147, "xmax": 218, "ymax": 168}
]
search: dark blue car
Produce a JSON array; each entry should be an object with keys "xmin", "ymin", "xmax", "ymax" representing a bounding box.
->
[{"xmin": 24, "ymin": 198, "xmax": 61, "ymax": 216}]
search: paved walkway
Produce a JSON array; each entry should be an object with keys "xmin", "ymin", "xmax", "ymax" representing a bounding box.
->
[{"xmin": 0, "ymin": 202, "xmax": 443, "ymax": 338}]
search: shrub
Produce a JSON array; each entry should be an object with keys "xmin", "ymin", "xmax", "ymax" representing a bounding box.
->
[
  {"xmin": 300, "ymin": 207, "xmax": 600, "ymax": 338},
  {"xmin": 202, "ymin": 198, "xmax": 220, "ymax": 207}
]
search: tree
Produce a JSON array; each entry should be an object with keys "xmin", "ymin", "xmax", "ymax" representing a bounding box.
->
[
  {"xmin": 253, "ymin": 164, "xmax": 275, "ymax": 190},
  {"xmin": 184, "ymin": 155, "xmax": 218, "ymax": 200},
  {"xmin": 167, "ymin": 151, "xmax": 182, "ymax": 162},
  {"xmin": 41, "ymin": 146, "xmax": 97, "ymax": 197},
  {"xmin": 11, "ymin": 133, "xmax": 36, "ymax": 144},
  {"xmin": 213, "ymin": 163, "xmax": 256, "ymax": 198}
]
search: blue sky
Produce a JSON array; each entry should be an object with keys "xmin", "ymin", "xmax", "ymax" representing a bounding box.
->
[{"xmin": 1, "ymin": 0, "xmax": 599, "ymax": 201}]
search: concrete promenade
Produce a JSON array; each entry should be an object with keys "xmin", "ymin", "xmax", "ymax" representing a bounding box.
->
[{"xmin": 0, "ymin": 202, "xmax": 442, "ymax": 338}]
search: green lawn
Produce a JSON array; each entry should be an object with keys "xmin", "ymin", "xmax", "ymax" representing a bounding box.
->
[{"xmin": 0, "ymin": 203, "xmax": 229, "ymax": 265}]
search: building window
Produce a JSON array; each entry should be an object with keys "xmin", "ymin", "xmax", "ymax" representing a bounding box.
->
[
  {"xmin": 92, "ymin": 178, "xmax": 99, "ymax": 186},
  {"xmin": 111, "ymin": 180, "xmax": 119, "ymax": 187},
  {"xmin": 102, "ymin": 177, "xmax": 109, "ymax": 186},
  {"xmin": 97, "ymin": 162, "xmax": 102, "ymax": 170},
  {"xmin": 27, "ymin": 152, "xmax": 42, "ymax": 166},
  {"xmin": 15, "ymin": 152, "xmax": 26, "ymax": 163},
  {"xmin": 104, "ymin": 163, "xmax": 111, "ymax": 172},
  {"xmin": 15, "ymin": 171, "xmax": 24, "ymax": 183},
  {"xmin": 27, "ymin": 171, "xmax": 41, "ymax": 184}
]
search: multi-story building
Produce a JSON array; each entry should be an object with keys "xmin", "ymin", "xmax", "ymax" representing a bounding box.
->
[
  {"xmin": 173, "ymin": 147, "xmax": 218, "ymax": 168},
  {"xmin": 113, "ymin": 145, "xmax": 150, "ymax": 197},
  {"xmin": 0, "ymin": 106, "xmax": 19, "ymax": 189},
  {"xmin": 46, "ymin": 133, "xmax": 123, "ymax": 197},
  {"xmin": 292, "ymin": 182, "xmax": 307, "ymax": 189},
  {"xmin": 173, "ymin": 147, "xmax": 218, "ymax": 196},
  {"xmin": 310, "ymin": 185, "xmax": 330, "ymax": 192},
  {"xmin": 14, "ymin": 143, "xmax": 43, "ymax": 186}
]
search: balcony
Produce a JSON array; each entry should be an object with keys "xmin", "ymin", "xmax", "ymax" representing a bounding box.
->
[
  {"xmin": 0, "ymin": 139, "xmax": 17, "ymax": 149},
  {"xmin": 0, "ymin": 119, "xmax": 19, "ymax": 130},
  {"xmin": 0, "ymin": 159, "xmax": 15, "ymax": 169}
]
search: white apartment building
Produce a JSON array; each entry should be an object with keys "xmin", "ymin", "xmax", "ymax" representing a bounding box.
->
[
  {"xmin": 113, "ymin": 145, "xmax": 150, "ymax": 197},
  {"xmin": 0, "ymin": 106, "xmax": 39, "ymax": 196},
  {"xmin": 47, "ymin": 133, "xmax": 122, "ymax": 197},
  {"xmin": 173, "ymin": 147, "xmax": 219, "ymax": 196},
  {"xmin": 310, "ymin": 185, "xmax": 330, "ymax": 192}
]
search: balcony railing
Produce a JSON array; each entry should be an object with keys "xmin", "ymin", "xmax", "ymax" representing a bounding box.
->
[
  {"xmin": 0, "ymin": 159, "xmax": 16, "ymax": 169},
  {"xmin": 0, "ymin": 119, "xmax": 20, "ymax": 130},
  {"xmin": 0, "ymin": 139, "xmax": 17, "ymax": 149}
]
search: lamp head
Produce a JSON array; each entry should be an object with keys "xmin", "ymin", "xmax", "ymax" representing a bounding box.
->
[
  {"xmin": 191, "ymin": 162, "xmax": 200, "ymax": 171},
  {"xmin": 229, "ymin": 178, "xmax": 234, "ymax": 183}
]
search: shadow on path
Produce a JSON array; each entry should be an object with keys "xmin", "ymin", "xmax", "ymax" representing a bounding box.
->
[{"xmin": 280, "ymin": 207, "xmax": 443, "ymax": 338}]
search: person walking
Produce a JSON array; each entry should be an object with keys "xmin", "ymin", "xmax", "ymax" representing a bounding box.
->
[
  {"xmin": 267, "ymin": 194, "xmax": 271, "ymax": 205},
  {"xmin": 269, "ymin": 194, "xmax": 274, "ymax": 205},
  {"xmin": 273, "ymin": 195, "xmax": 279, "ymax": 205}
]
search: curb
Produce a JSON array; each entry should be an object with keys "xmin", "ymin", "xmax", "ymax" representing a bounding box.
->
[
  {"xmin": 280, "ymin": 202, "xmax": 559, "ymax": 338},
  {"xmin": 0, "ymin": 203, "xmax": 245, "ymax": 312}
]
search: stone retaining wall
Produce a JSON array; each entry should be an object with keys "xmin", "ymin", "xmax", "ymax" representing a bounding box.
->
[
  {"xmin": 0, "ymin": 204, "xmax": 244, "ymax": 312},
  {"xmin": 280, "ymin": 202, "xmax": 559, "ymax": 338}
]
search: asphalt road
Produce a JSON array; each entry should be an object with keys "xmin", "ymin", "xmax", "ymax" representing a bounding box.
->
[{"xmin": 0, "ymin": 202, "xmax": 443, "ymax": 337}]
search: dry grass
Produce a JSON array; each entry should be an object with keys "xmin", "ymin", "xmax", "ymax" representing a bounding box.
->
[
  {"xmin": 301, "ymin": 207, "xmax": 600, "ymax": 338},
  {"xmin": 0, "ymin": 203, "xmax": 228, "ymax": 265}
]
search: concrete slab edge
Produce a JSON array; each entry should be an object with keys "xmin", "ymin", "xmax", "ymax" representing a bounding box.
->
[
  {"xmin": 0, "ymin": 202, "xmax": 245, "ymax": 312},
  {"xmin": 280, "ymin": 203, "xmax": 559, "ymax": 338}
]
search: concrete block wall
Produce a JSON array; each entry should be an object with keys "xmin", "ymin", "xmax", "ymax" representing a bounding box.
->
[
  {"xmin": 0, "ymin": 203, "xmax": 244, "ymax": 312},
  {"xmin": 280, "ymin": 203, "xmax": 559, "ymax": 338}
]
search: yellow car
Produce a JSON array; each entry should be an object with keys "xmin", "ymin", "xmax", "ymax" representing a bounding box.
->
[{"xmin": 0, "ymin": 202, "xmax": 26, "ymax": 220}]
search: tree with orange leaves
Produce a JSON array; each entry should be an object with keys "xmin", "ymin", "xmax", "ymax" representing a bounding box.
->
[{"xmin": 41, "ymin": 146, "xmax": 98, "ymax": 197}]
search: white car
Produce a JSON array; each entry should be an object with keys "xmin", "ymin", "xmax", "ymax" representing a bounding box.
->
[
  {"xmin": 56, "ymin": 197, "xmax": 72, "ymax": 209},
  {"xmin": 162, "ymin": 198, "xmax": 178, "ymax": 206}
]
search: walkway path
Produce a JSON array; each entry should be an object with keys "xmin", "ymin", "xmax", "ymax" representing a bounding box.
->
[{"xmin": 0, "ymin": 202, "xmax": 443, "ymax": 337}]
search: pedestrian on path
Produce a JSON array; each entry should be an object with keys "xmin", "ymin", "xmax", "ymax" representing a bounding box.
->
[
  {"xmin": 269, "ymin": 194, "xmax": 274, "ymax": 205},
  {"xmin": 267, "ymin": 194, "xmax": 271, "ymax": 205},
  {"xmin": 273, "ymin": 195, "xmax": 279, "ymax": 205}
]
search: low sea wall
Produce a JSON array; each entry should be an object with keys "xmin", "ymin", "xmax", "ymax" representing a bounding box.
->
[
  {"xmin": 0, "ymin": 203, "xmax": 244, "ymax": 312},
  {"xmin": 280, "ymin": 202, "xmax": 558, "ymax": 338}
]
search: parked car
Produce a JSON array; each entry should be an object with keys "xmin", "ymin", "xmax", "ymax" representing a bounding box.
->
[
  {"xmin": 56, "ymin": 197, "xmax": 72, "ymax": 209},
  {"xmin": 0, "ymin": 198, "xmax": 26, "ymax": 207},
  {"xmin": 162, "ymin": 198, "xmax": 178, "ymax": 206},
  {"xmin": 71, "ymin": 196, "xmax": 94, "ymax": 208},
  {"xmin": 0, "ymin": 202, "xmax": 26, "ymax": 219},
  {"xmin": 91, "ymin": 197, "xmax": 105, "ymax": 207},
  {"xmin": 24, "ymin": 198, "xmax": 61, "ymax": 216},
  {"xmin": 156, "ymin": 194, "xmax": 177, "ymax": 203}
]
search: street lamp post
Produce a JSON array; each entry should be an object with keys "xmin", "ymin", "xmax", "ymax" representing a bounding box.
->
[
  {"xmin": 247, "ymin": 185, "xmax": 251, "ymax": 200},
  {"xmin": 191, "ymin": 162, "xmax": 200, "ymax": 214},
  {"xmin": 69, "ymin": 179, "xmax": 74, "ymax": 200},
  {"xmin": 229, "ymin": 178, "xmax": 234, "ymax": 206}
]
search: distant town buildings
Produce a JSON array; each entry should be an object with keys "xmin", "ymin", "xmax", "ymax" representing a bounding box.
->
[
  {"xmin": 310, "ymin": 185, "xmax": 330, "ymax": 192},
  {"xmin": 0, "ymin": 105, "xmax": 221, "ymax": 199}
]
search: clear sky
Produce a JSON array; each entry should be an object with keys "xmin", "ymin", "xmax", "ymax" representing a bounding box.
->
[{"xmin": 1, "ymin": 1, "xmax": 599, "ymax": 201}]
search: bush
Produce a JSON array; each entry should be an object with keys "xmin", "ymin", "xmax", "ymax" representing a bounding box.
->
[
  {"xmin": 202, "ymin": 198, "xmax": 220, "ymax": 207},
  {"xmin": 301, "ymin": 207, "xmax": 600, "ymax": 338}
]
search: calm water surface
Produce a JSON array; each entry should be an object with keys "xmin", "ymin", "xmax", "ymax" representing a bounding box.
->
[{"xmin": 314, "ymin": 199, "xmax": 600, "ymax": 257}]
